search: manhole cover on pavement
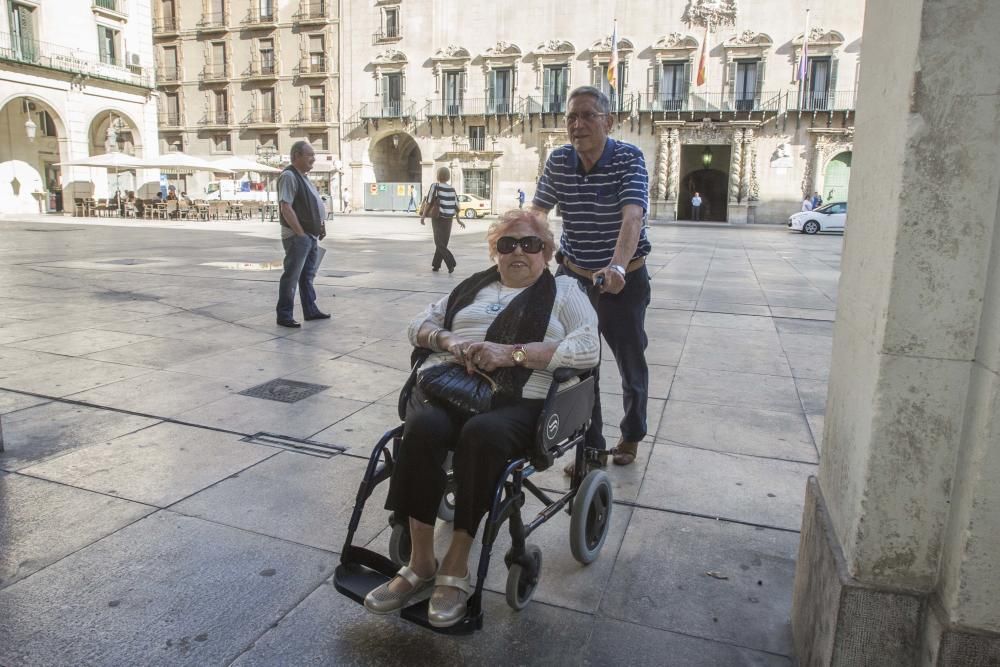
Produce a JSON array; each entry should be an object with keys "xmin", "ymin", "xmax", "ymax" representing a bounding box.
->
[
  {"xmin": 239, "ymin": 379, "xmax": 330, "ymax": 403},
  {"xmin": 98, "ymin": 259, "xmax": 162, "ymax": 265}
]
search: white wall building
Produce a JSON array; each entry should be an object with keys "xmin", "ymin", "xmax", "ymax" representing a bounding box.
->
[
  {"xmin": 0, "ymin": 0, "xmax": 159, "ymax": 215},
  {"xmin": 340, "ymin": 0, "xmax": 864, "ymax": 223}
]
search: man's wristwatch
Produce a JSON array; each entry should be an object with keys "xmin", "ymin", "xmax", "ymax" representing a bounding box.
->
[
  {"xmin": 511, "ymin": 344, "xmax": 527, "ymax": 366},
  {"xmin": 609, "ymin": 264, "xmax": 627, "ymax": 278}
]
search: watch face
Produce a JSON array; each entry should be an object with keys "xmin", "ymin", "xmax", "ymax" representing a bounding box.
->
[{"xmin": 512, "ymin": 348, "xmax": 527, "ymax": 364}]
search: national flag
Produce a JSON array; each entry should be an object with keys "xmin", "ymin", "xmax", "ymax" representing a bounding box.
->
[
  {"xmin": 696, "ymin": 24, "xmax": 708, "ymax": 87},
  {"xmin": 607, "ymin": 20, "xmax": 619, "ymax": 91},
  {"xmin": 796, "ymin": 10, "xmax": 811, "ymax": 83}
]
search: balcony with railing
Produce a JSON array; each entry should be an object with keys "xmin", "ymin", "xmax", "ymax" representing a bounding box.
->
[
  {"xmin": 242, "ymin": 108, "xmax": 281, "ymax": 127},
  {"xmin": 199, "ymin": 111, "xmax": 231, "ymax": 128},
  {"xmin": 242, "ymin": 6, "xmax": 277, "ymax": 28},
  {"xmin": 423, "ymin": 98, "xmax": 523, "ymax": 117},
  {"xmin": 199, "ymin": 64, "xmax": 230, "ymax": 82},
  {"xmin": 293, "ymin": 107, "xmax": 328, "ymax": 126},
  {"xmin": 371, "ymin": 25, "xmax": 401, "ymax": 45},
  {"xmin": 293, "ymin": 1, "xmax": 329, "ymax": 24},
  {"xmin": 153, "ymin": 16, "xmax": 179, "ymax": 35},
  {"xmin": 197, "ymin": 12, "xmax": 227, "ymax": 32},
  {"xmin": 0, "ymin": 33, "xmax": 151, "ymax": 88},
  {"xmin": 637, "ymin": 91, "xmax": 786, "ymax": 115},
  {"xmin": 245, "ymin": 59, "xmax": 278, "ymax": 80},
  {"xmin": 788, "ymin": 90, "xmax": 857, "ymax": 112},
  {"xmin": 156, "ymin": 66, "xmax": 181, "ymax": 84},
  {"xmin": 159, "ymin": 112, "xmax": 183, "ymax": 128},
  {"xmin": 295, "ymin": 55, "xmax": 328, "ymax": 77},
  {"xmin": 359, "ymin": 98, "xmax": 416, "ymax": 120},
  {"xmin": 92, "ymin": 0, "xmax": 127, "ymax": 19}
]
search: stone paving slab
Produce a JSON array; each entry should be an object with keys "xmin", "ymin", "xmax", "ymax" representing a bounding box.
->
[
  {"xmin": 669, "ymin": 367, "xmax": 802, "ymax": 413},
  {"xmin": 0, "ymin": 510, "xmax": 337, "ymax": 667},
  {"xmin": 0, "ymin": 401, "xmax": 158, "ymax": 471},
  {"xmin": 600, "ymin": 508, "xmax": 798, "ymax": 656},
  {"xmin": 0, "ymin": 472, "xmax": 154, "ymax": 589},
  {"xmin": 0, "ymin": 356, "xmax": 153, "ymax": 397},
  {"xmin": 66, "ymin": 370, "xmax": 251, "ymax": 419},
  {"xmin": 19, "ymin": 421, "xmax": 278, "ymax": 507},
  {"xmin": 0, "ymin": 389, "xmax": 49, "ymax": 415}
]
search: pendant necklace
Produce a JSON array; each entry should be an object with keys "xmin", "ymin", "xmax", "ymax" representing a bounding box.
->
[{"xmin": 486, "ymin": 282, "xmax": 512, "ymax": 314}]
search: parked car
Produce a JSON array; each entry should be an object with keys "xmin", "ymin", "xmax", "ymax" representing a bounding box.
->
[
  {"xmin": 788, "ymin": 201, "xmax": 848, "ymax": 234},
  {"xmin": 457, "ymin": 193, "xmax": 490, "ymax": 219}
]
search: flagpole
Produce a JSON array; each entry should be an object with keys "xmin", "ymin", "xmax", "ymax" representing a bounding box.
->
[{"xmin": 798, "ymin": 9, "xmax": 811, "ymax": 110}]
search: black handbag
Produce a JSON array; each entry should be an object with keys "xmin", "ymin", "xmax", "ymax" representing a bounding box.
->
[{"xmin": 416, "ymin": 361, "xmax": 498, "ymax": 415}]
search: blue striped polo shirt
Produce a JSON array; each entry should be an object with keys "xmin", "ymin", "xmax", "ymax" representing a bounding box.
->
[{"xmin": 533, "ymin": 138, "xmax": 651, "ymax": 270}]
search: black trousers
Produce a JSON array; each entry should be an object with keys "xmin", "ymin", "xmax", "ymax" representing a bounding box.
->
[
  {"xmin": 557, "ymin": 264, "xmax": 651, "ymax": 449},
  {"xmin": 385, "ymin": 388, "xmax": 544, "ymax": 536},
  {"xmin": 431, "ymin": 216, "xmax": 456, "ymax": 271}
]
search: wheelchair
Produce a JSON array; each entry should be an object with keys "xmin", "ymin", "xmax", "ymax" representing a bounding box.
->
[{"xmin": 333, "ymin": 356, "xmax": 613, "ymax": 635}]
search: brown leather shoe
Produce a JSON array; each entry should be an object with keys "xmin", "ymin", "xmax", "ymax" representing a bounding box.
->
[
  {"xmin": 611, "ymin": 440, "xmax": 639, "ymax": 466},
  {"xmin": 563, "ymin": 451, "xmax": 608, "ymax": 477}
]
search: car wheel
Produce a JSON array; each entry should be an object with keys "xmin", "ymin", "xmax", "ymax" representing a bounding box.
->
[
  {"xmin": 803, "ymin": 220, "xmax": 821, "ymax": 235},
  {"xmin": 464, "ymin": 208, "xmax": 476, "ymax": 219}
]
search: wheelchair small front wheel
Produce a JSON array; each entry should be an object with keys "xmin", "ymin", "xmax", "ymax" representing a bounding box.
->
[
  {"xmin": 437, "ymin": 484, "xmax": 456, "ymax": 523},
  {"xmin": 505, "ymin": 544, "xmax": 542, "ymax": 611},
  {"xmin": 570, "ymin": 469, "xmax": 613, "ymax": 564},
  {"xmin": 388, "ymin": 523, "xmax": 412, "ymax": 567}
]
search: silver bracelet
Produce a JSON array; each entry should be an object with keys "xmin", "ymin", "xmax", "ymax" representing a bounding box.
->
[{"xmin": 427, "ymin": 327, "xmax": 443, "ymax": 350}]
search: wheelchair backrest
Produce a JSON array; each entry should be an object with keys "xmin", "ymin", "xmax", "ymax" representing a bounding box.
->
[{"xmin": 532, "ymin": 376, "xmax": 596, "ymax": 468}]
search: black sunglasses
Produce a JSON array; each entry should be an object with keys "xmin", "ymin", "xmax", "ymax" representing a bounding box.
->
[{"xmin": 497, "ymin": 236, "xmax": 545, "ymax": 254}]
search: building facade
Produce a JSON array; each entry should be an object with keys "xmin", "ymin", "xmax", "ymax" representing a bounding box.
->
[
  {"xmin": 340, "ymin": 0, "xmax": 863, "ymax": 223},
  {"xmin": 0, "ymin": 0, "xmax": 159, "ymax": 214},
  {"xmin": 152, "ymin": 0, "xmax": 342, "ymax": 198}
]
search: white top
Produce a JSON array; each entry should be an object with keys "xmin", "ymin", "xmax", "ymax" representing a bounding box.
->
[
  {"xmin": 801, "ymin": 199, "xmax": 814, "ymax": 212},
  {"xmin": 407, "ymin": 275, "xmax": 600, "ymax": 399}
]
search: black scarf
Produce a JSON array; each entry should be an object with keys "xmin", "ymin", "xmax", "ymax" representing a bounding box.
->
[{"xmin": 431, "ymin": 265, "xmax": 557, "ymax": 400}]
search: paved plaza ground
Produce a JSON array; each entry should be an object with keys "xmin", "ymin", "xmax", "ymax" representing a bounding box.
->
[{"xmin": 0, "ymin": 213, "xmax": 842, "ymax": 666}]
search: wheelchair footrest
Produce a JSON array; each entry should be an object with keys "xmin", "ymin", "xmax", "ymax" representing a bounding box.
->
[{"xmin": 333, "ymin": 547, "xmax": 482, "ymax": 635}]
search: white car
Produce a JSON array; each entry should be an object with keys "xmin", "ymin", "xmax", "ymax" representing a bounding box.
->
[{"xmin": 788, "ymin": 201, "xmax": 848, "ymax": 234}]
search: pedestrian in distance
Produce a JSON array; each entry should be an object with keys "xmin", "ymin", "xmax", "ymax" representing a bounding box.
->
[
  {"xmin": 531, "ymin": 85, "xmax": 652, "ymax": 474},
  {"xmin": 517, "ymin": 188, "xmax": 526, "ymax": 209},
  {"xmin": 420, "ymin": 167, "xmax": 465, "ymax": 274},
  {"xmin": 407, "ymin": 185, "xmax": 418, "ymax": 213},
  {"xmin": 811, "ymin": 191, "xmax": 823, "ymax": 209},
  {"xmin": 275, "ymin": 140, "xmax": 330, "ymax": 328},
  {"xmin": 342, "ymin": 187, "xmax": 352, "ymax": 214},
  {"xmin": 691, "ymin": 191, "xmax": 703, "ymax": 221},
  {"xmin": 802, "ymin": 196, "xmax": 814, "ymax": 212}
]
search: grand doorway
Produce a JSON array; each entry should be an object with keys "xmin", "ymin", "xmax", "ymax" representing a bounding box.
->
[
  {"xmin": 369, "ymin": 132, "xmax": 421, "ymax": 183},
  {"xmin": 678, "ymin": 144, "xmax": 731, "ymax": 222},
  {"xmin": 823, "ymin": 151, "xmax": 852, "ymax": 202}
]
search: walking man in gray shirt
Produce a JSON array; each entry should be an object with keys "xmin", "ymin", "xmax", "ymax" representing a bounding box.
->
[{"xmin": 276, "ymin": 140, "xmax": 329, "ymax": 328}]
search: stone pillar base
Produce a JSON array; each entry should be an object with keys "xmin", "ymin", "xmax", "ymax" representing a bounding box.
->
[
  {"xmin": 728, "ymin": 203, "xmax": 749, "ymax": 224},
  {"xmin": 650, "ymin": 199, "xmax": 675, "ymax": 224},
  {"xmin": 792, "ymin": 478, "xmax": 1000, "ymax": 666}
]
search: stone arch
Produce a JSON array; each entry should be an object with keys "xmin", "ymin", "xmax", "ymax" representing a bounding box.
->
[
  {"xmin": 368, "ymin": 131, "xmax": 422, "ymax": 184},
  {"xmin": 0, "ymin": 94, "xmax": 69, "ymax": 213},
  {"xmin": 87, "ymin": 109, "xmax": 143, "ymax": 157}
]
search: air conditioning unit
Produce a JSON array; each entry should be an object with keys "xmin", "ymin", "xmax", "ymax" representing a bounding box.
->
[{"xmin": 130, "ymin": 53, "xmax": 141, "ymax": 66}]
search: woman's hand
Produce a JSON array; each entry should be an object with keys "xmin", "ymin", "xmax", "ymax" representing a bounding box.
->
[
  {"xmin": 445, "ymin": 337, "xmax": 474, "ymax": 365},
  {"xmin": 464, "ymin": 342, "xmax": 511, "ymax": 373}
]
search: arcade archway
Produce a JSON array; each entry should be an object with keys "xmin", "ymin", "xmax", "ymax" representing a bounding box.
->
[
  {"xmin": 88, "ymin": 110, "xmax": 141, "ymax": 194},
  {"xmin": 0, "ymin": 95, "xmax": 66, "ymax": 213},
  {"xmin": 678, "ymin": 145, "xmax": 732, "ymax": 222},
  {"xmin": 369, "ymin": 132, "xmax": 421, "ymax": 183}
]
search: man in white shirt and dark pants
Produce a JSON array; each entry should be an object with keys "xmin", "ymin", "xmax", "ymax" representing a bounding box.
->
[
  {"xmin": 276, "ymin": 140, "xmax": 329, "ymax": 328},
  {"xmin": 691, "ymin": 192, "xmax": 703, "ymax": 221}
]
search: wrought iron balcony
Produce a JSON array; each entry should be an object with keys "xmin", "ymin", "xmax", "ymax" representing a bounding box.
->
[
  {"xmin": 294, "ymin": 108, "xmax": 327, "ymax": 125},
  {"xmin": 243, "ymin": 108, "xmax": 281, "ymax": 126},
  {"xmin": 371, "ymin": 26, "xmax": 401, "ymax": 45},
  {"xmin": 199, "ymin": 112, "xmax": 231, "ymax": 127},
  {"xmin": 359, "ymin": 98, "xmax": 416, "ymax": 120},
  {"xmin": 293, "ymin": 1, "xmax": 328, "ymax": 24},
  {"xmin": 242, "ymin": 7, "xmax": 277, "ymax": 28},
  {"xmin": 295, "ymin": 56, "xmax": 328, "ymax": 77},
  {"xmin": 159, "ymin": 112, "xmax": 183, "ymax": 128},
  {"xmin": 0, "ymin": 33, "xmax": 151, "ymax": 88},
  {"xmin": 199, "ymin": 64, "xmax": 230, "ymax": 82},
  {"xmin": 245, "ymin": 60, "xmax": 278, "ymax": 80},
  {"xmin": 789, "ymin": 90, "xmax": 857, "ymax": 112},
  {"xmin": 425, "ymin": 98, "xmax": 522, "ymax": 117},
  {"xmin": 157, "ymin": 66, "xmax": 181, "ymax": 84},
  {"xmin": 92, "ymin": 0, "xmax": 127, "ymax": 19},
  {"xmin": 153, "ymin": 16, "xmax": 179, "ymax": 34},
  {"xmin": 197, "ymin": 12, "xmax": 227, "ymax": 32}
]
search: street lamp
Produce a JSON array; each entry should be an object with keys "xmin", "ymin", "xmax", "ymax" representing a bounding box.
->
[
  {"xmin": 25, "ymin": 116, "xmax": 36, "ymax": 142},
  {"xmin": 702, "ymin": 146, "xmax": 713, "ymax": 169}
]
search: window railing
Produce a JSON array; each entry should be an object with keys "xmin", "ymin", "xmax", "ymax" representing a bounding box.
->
[
  {"xmin": 296, "ymin": 108, "xmax": 326, "ymax": 123},
  {"xmin": 293, "ymin": 1, "xmax": 327, "ymax": 22},
  {"xmin": 0, "ymin": 33, "xmax": 151, "ymax": 88},
  {"xmin": 200, "ymin": 112, "xmax": 230, "ymax": 126},
  {"xmin": 296, "ymin": 55, "xmax": 327, "ymax": 75},
  {"xmin": 243, "ymin": 6, "xmax": 276, "ymax": 24},
  {"xmin": 159, "ymin": 112, "xmax": 182, "ymax": 127},
  {"xmin": 197, "ymin": 12, "xmax": 226, "ymax": 30},
  {"xmin": 200, "ymin": 64, "xmax": 229, "ymax": 81},
  {"xmin": 153, "ymin": 16, "xmax": 178, "ymax": 32},
  {"xmin": 468, "ymin": 134, "xmax": 486, "ymax": 151},
  {"xmin": 521, "ymin": 95, "xmax": 567, "ymax": 114},
  {"xmin": 371, "ymin": 25, "xmax": 401, "ymax": 44},
  {"xmin": 244, "ymin": 108, "xmax": 280, "ymax": 124},
  {"xmin": 359, "ymin": 97, "xmax": 415, "ymax": 119},
  {"xmin": 157, "ymin": 66, "xmax": 180, "ymax": 82},
  {"xmin": 93, "ymin": 0, "xmax": 127, "ymax": 16},
  {"xmin": 792, "ymin": 90, "xmax": 857, "ymax": 112},
  {"xmin": 247, "ymin": 60, "xmax": 277, "ymax": 77}
]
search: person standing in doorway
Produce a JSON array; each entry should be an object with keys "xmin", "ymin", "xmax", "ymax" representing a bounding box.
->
[
  {"xmin": 517, "ymin": 188, "xmax": 526, "ymax": 209},
  {"xmin": 531, "ymin": 85, "xmax": 652, "ymax": 474},
  {"xmin": 420, "ymin": 167, "xmax": 465, "ymax": 273},
  {"xmin": 276, "ymin": 140, "xmax": 329, "ymax": 328},
  {"xmin": 691, "ymin": 191, "xmax": 703, "ymax": 221}
]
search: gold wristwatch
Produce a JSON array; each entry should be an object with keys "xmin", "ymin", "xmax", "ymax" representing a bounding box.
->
[{"xmin": 511, "ymin": 344, "xmax": 527, "ymax": 366}]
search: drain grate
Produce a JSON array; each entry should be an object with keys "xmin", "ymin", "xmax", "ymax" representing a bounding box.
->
[
  {"xmin": 243, "ymin": 432, "xmax": 345, "ymax": 457},
  {"xmin": 98, "ymin": 259, "xmax": 162, "ymax": 265},
  {"xmin": 239, "ymin": 378, "xmax": 330, "ymax": 403}
]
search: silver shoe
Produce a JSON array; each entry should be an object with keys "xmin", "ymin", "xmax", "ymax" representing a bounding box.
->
[
  {"xmin": 427, "ymin": 572, "xmax": 471, "ymax": 628},
  {"xmin": 363, "ymin": 564, "xmax": 436, "ymax": 615}
]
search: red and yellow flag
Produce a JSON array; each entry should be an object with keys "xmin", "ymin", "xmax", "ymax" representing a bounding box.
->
[
  {"xmin": 607, "ymin": 20, "xmax": 619, "ymax": 91},
  {"xmin": 696, "ymin": 24, "xmax": 709, "ymax": 86}
]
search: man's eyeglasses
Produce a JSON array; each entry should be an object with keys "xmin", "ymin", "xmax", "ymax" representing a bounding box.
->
[
  {"xmin": 497, "ymin": 236, "xmax": 545, "ymax": 254},
  {"xmin": 564, "ymin": 111, "xmax": 608, "ymax": 125}
]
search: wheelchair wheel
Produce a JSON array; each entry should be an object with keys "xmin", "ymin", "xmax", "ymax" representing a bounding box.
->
[
  {"xmin": 388, "ymin": 523, "xmax": 412, "ymax": 567},
  {"xmin": 570, "ymin": 469, "xmax": 612, "ymax": 565},
  {"xmin": 437, "ymin": 482, "xmax": 456, "ymax": 523},
  {"xmin": 505, "ymin": 544, "xmax": 542, "ymax": 611}
]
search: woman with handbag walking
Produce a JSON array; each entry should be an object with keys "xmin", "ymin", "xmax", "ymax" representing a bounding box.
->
[
  {"xmin": 420, "ymin": 167, "xmax": 464, "ymax": 273},
  {"xmin": 363, "ymin": 209, "xmax": 600, "ymax": 627}
]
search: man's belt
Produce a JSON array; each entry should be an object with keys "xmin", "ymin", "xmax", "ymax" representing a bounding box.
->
[{"xmin": 563, "ymin": 256, "xmax": 645, "ymax": 280}]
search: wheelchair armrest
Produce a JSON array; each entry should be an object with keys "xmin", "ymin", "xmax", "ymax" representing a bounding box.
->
[
  {"xmin": 528, "ymin": 366, "xmax": 598, "ymax": 471},
  {"xmin": 397, "ymin": 347, "xmax": 433, "ymax": 421},
  {"xmin": 552, "ymin": 366, "xmax": 594, "ymax": 384}
]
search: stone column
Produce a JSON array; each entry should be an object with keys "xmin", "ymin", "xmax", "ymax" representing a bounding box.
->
[
  {"xmin": 791, "ymin": 0, "xmax": 1000, "ymax": 664},
  {"xmin": 740, "ymin": 128, "xmax": 754, "ymax": 202},
  {"xmin": 489, "ymin": 159, "xmax": 500, "ymax": 214},
  {"xmin": 654, "ymin": 129, "xmax": 668, "ymax": 201},
  {"xmin": 666, "ymin": 128, "xmax": 680, "ymax": 202},
  {"xmin": 728, "ymin": 128, "xmax": 743, "ymax": 203}
]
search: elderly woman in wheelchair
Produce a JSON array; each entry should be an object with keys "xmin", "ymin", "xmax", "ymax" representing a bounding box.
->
[{"xmin": 361, "ymin": 209, "xmax": 601, "ymax": 628}]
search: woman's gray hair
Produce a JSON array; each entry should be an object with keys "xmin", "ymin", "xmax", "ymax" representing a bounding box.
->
[
  {"xmin": 568, "ymin": 86, "xmax": 611, "ymax": 114},
  {"xmin": 436, "ymin": 166, "xmax": 451, "ymax": 182},
  {"xmin": 486, "ymin": 210, "xmax": 556, "ymax": 263}
]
